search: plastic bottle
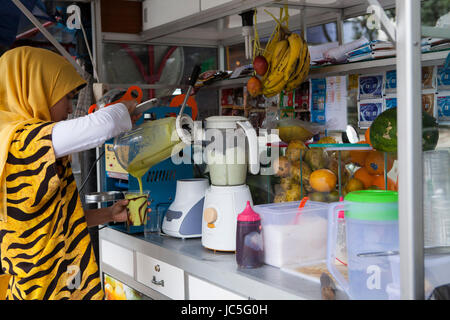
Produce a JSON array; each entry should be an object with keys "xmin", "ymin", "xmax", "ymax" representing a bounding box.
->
[{"xmin": 236, "ymin": 201, "xmax": 264, "ymax": 268}]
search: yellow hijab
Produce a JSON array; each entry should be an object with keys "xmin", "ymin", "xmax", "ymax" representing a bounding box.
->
[{"xmin": 0, "ymin": 46, "xmax": 86, "ymax": 221}]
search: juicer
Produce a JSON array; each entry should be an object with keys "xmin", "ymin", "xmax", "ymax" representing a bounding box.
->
[
  {"xmin": 162, "ymin": 178, "xmax": 209, "ymax": 238},
  {"xmin": 200, "ymin": 116, "xmax": 260, "ymax": 252}
]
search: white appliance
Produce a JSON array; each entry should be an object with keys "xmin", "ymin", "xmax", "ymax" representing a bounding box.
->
[
  {"xmin": 201, "ymin": 185, "xmax": 253, "ymax": 252},
  {"xmin": 199, "ymin": 116, "xmax": 260, "ymax": 252},
  {"xmin": 162, "ymin": 179, "xmax": 209, "ymax": 238}
]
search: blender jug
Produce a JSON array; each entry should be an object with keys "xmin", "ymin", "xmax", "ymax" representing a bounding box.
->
[
  {"xmin": 113, "ymin": 117, "xmax": 185, "ymax": 179},
  {"xmin": 327, "ymin": 190, "xmax": 399, "ymax": 300},
  {"xmin": 202, "ymin": 116, "xmax": 259, "ymax": 186}
]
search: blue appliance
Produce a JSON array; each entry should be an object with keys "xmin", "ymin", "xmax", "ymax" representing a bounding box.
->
[{"xmin": 102, "ymin": 105, "xmax": 194, "ymax": 234}]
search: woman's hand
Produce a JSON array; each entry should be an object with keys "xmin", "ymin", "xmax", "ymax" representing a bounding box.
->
[
  {"xmin": 109, "ymin": 199, "xmax": 152, "ymax": 223},
  {"xmin": 109, "ymin": 199, "xmax": 129, "ymax": 223},
  {"xmin": 121, "ymin": 100, "xmax": 142, "ymax": 124}
]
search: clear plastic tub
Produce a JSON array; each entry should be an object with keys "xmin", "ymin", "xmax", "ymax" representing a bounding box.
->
[
  {"xmin": 253, "ymin": 200, "xmax": 329, "ymax": 268},
  {"xmin": 388, "ymin": 254, "xmax": 450, "ymax": 299}
]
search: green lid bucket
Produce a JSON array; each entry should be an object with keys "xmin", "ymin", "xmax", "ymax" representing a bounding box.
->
[{"xmin": 344, "ymin": 190, "xmax": 398, "ymax": 221}]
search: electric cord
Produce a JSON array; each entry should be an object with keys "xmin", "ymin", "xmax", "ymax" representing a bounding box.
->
[{"xmin": 78, "ymin": 149, "xmax": 105, "ymax": 194}]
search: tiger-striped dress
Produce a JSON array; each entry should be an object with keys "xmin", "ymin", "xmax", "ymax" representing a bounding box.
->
[{"xmin": 0, "ymin": 120, "xmax": 104, "ymax": 300}]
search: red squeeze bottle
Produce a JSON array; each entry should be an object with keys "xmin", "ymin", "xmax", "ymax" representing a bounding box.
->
[{"xmin": 236, "ymin": 201, "xmax": 264, "ymax": 269}]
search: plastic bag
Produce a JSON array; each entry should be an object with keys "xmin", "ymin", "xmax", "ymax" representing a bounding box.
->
[{"xmin": 276, "ymin": 118, "xmax": 324, "ymax": 142}]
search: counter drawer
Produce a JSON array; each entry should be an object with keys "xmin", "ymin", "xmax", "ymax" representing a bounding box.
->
[
  {"xmin": 100, "ymin": 240, "xmax": 134, "ymax": 277},
  {"xmin": 136, "ymin": 252, "xmax": 185, "ymax": 300},
  {"xmin": 187, "ymin": 275, "xmax": 246, "ymax": 300}
]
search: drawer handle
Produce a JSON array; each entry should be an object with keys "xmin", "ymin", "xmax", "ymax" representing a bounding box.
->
[
  {"xmin": 152, "ymin": 276, "xmax": 164, "ymax": 287},
  {"xmin": 154, "ymin": 264, "xmax": 160, "ymax": 272}
]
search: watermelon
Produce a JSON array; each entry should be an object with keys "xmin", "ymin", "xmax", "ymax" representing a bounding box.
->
[{"xmin": 369, "ymin": 107, "xmax": 439, "ymax": 153}]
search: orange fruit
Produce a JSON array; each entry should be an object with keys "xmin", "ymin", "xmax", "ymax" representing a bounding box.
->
[
  {"xmin": 364, "ymin": 151, "xmax": 394, "ymax": 175},
  {"xmin": 370, "ymin": 175, "xmax": 396, "ymax": 191},
  {"xmin": 350, "ymin": 141, "xmax": 370, "ymax": 167},
  {"xmin": 310, "ymin": 169, "xmax": 337, "ymax": 192},
  {"xmin": 354, "ymin": 167, "xmax": 375, "ymax": 189},
  {"xmin": 365, "ymin": 127, "xmax": 371, "ymax": 146},
  {"xmin": 247, "ymin": 76, "xmax": 262, "ymax": 97}
]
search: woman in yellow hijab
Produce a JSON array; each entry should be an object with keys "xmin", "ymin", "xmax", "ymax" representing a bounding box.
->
[{"xmin": 0, "ymin": 46, "xmax": 136, "ymax": 300}]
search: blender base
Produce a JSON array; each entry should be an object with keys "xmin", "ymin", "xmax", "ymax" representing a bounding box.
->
[{"xmin": 201, "ymin": 185, "xmax": 253, "ymax": 252}]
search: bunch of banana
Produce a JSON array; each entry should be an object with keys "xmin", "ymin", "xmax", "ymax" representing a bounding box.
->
[
  {"xmin": 285, "ymin": 37, "xmax": 310, "ymax": 93},
  {"xmin": 260, "ymin": 24, "xmax": 283, "ymax": 83},
  {"xmin": 260, "ymin": 32, "xmax": 310, "ymax": 97}
]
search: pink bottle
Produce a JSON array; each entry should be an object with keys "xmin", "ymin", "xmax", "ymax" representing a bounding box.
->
[{"xmin": 236, "ymin": 201, "xmax": 264, "ymax": 268}]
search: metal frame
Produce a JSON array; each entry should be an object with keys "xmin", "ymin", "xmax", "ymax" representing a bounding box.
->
[
  {"xmin": 395, "ymin": 0, "xmax": 424, "ymax": 300},
  {"xmin": 88, "ymin": 0, "xmax": 450, "ymax": 300},
  {"xmin": 11, "ymin": 0, "xmax": 86, "ymax": 76}
]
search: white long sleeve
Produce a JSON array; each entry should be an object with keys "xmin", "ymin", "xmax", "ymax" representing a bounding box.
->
[{"xmin": 52, "ymin": 103, "xmax": 132, "ymax": 158}]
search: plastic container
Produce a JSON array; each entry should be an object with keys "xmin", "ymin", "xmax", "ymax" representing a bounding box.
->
[
  {"xmin": 204, "ymin": 116, "xmax": 259, "ymax": 186},
  {"xmin": 114, "ymin": 117, "xmax": 184, "ymax": 179},
  {"xmin": 253, "ymin": 200, "xmax": 329, "ymax": 268},
  {"xmin": 423, "ymin": 149, "xmax": 450, "ymax": 247},
  {"xmin": 123, "ymin": 190, "xmax": 150, "ymax": 231},
  {"xmin": 276, "ymin": 118, "xmax": 324, "ymax": 142},
  {"xmin": 327, "ymin": 190, "xmax": 399, "ymax": 300},
  {"xmin": 387, "ymin": 254, "xmax": 450, "ymax": 299},
  {"xmin": 236, "ymin": 201, "xmax": 264, "ymax": 268}
]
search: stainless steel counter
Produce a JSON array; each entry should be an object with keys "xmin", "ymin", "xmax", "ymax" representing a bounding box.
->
[{"xmin": 99, "ymin": 226, "xmax": 347, "ymax": 300}]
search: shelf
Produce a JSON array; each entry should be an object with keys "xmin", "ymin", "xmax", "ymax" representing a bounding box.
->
[
  {"xmin": 308, "ymin": 49, "xmax": 450, "ymax": 78},
  {"xmin": 309, "ymin": 143, "xmax": 372, "ymax": 151},
  {"xmin": 201, "ymin": 49, "xmax": 450, "ymax": 90}
]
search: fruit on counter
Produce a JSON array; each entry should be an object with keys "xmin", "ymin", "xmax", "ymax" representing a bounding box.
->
[
  {"xmin": 253, "ymin": 55, "xmax": 269, "ymax": 76},
  {"xmin": 327, "ymin": 158, "xmax": 350, "ymax": 186},
  {"xmin": 309, "ymin": 191, "xmax": 328, "ymax": 202},
  {"xmin": 349, "ymin": 140, "xmax": 371, "ymax": 167},
  {"xmin": 327, "ymin": 190, "xmax": 340, "ymax": 202},
  {"xmin": 278, "ymin": 125, "xmax": 314, "ymax": 143},
  {"xmin": 364, "ymin": 150, "xmax": 394, "ymax": 176},
  {"xmin": 317, "ymin": 136, "xmax": 337, "ymax": 144},
  {"xmin": 304, "ymin": 148, "xmax": 328, "ymax": 171},
  {"xmin": 317, "ymin": 136, "xmax": 339, "ymax": 160},
  {"xmin": 285, "ymin": 184, "xmax": 304, "ymax": 202},
  {"xmin": 274, "ymin": 192, "xmax": 287, "ymax": 203},
  {"xmin": 344, "ymin": 178, "xmax": 365, "ymax": 194},
  {"xmin": 353, "ymin": 167, "xmax": 375, "ymax": 189},
  {"xmin": 310, "ymin": 169, "xmax": 337, "ymax": 193},
  {"xmin": 286, "ymin": 140, "xmax": 307, "ymax": 162},
  {"xmin": 280, "ymin": 177, "xmax": 294, "ymax": 191},
  {"xmin": 273, "ymin": 156, "xmax": 290, "ymax": 177},
  {"xmin": 247, "ymin": 76, "xmax": 263, "ymax": 97},
  {"xmin": 329, "ymin": 150, "xmax": 352, "ymax": 164},
  {"xmin": 289, "ymin": 160, "xmax": 312, "ymax": 185},
  {"xmin": 370, "ymin": 175, "xmax": 397, "ymax": 191},
  {"xmin": 369, "ymin": 107, "xmax": 439, "ymax": 153},
  {"xmin": 309, "ymin": 190, "xmax": 339, "ymax": 203}
]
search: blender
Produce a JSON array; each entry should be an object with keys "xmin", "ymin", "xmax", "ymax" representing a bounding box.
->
[{"xmin": 200, "ymin": 116, "xmax": 260, "ymax": 252}]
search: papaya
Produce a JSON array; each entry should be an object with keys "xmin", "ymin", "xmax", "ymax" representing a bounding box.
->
[{"xmin": 369, "ymin": 107, "xmax": 439, "ymax": 153}]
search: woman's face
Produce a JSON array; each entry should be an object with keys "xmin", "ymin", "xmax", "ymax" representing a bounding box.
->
[{"xmin": 50, "ymin": 90, "xmax": 77, "ymax": 122}]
